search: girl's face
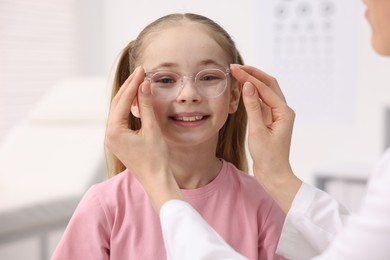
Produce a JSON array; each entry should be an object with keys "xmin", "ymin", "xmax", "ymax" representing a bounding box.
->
[
  {"xmin": 137, "ymin": 23, "xmax": 240, "ymax": 147},
  {"xmin": 364, "ymin": 0, "xmax": 390, "ymax": 55}
]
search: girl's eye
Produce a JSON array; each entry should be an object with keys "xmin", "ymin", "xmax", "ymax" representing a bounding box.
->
[
  {"xmin": 199, "ymin": 73, "xmax": 223, "ymax": 82},
  {"xmin": 151, "ymin": 72, "xmax": 179, "ymax": 86},
  {"xmin": 157, "ymin": 77, "xmax": 176, "ymax": 84},
  {"xmin": 201, "ymin": 75, "xmax": 218, "ymax": 81}
]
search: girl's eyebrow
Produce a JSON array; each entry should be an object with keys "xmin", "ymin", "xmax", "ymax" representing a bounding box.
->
[
  {"xmin": 198, "ymin": 59, "xmax": 225, "ymax": 68},
  {"xmin": 150, "ymin": 62, "xmax": 179, "ymax": 71},
  {"xmin": 149, "ymin": 59, "xmax": 226, "ymax": 72}
]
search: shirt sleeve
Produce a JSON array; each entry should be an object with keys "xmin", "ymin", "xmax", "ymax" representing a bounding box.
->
[
  {"xmin": 311, "ymin": 149, "xmax": 390, "ymax": 260},
  {"xmin": 258, "ymin": 201, "xmax": 287, "ymax": 260},
  {"xmin": 160, "ymin": 200, "xmax": 248, "ymax": 260},
  {"xmin": 276, "ymin": 183, "xmax": 349, "ymax": 260},
  {"xmin": 51, "ymin": 185, "xmax": 111, "ymax": 260}
]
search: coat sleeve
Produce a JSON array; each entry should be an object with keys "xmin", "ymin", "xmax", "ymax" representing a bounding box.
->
[
  {"xmin": 276, "ymin": 183, "xmax": 349, "ymax": 260},
  {"xmin": 312, "ymin": 149, "xmax": 390, "ymax": 260},
  {"xmin": 51, "ymin": 185, "xmax": 111, "ymax": 260},
  {"xmin": 160, "ymin": 200, "xmax": 248, "ymax": 260}
]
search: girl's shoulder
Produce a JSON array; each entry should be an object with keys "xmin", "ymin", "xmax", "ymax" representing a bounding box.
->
[
  {"xmin": 223, "ymin": 160, "xmax": 263, "ymax": 188},
  {"xmin": 223, "ymin": 160, "xmax": 274, "ymax": 201},
  {"xmin": 92, "ymin": 169, "xmax": 133, "ymax": 190},
  {"xmin": 88, "ymin": 169, "xmax": 132, "ymax": 195},
  {"xmin": 82, "ymin": 168, "xmax": 147, "ymax": 210},
  {"xmin": 222, "ymin": 161, "xmax": 283, "ymax": 220}
]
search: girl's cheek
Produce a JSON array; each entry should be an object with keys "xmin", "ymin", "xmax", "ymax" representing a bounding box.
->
[{"xmin": 151, "ymin": 100, "xmax": 166, "ymax": 120}]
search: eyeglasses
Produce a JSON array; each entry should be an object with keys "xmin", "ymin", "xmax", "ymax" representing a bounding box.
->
[{"xmin": 144, "ymin": 67, "xmax": 230, "ymax": 99}]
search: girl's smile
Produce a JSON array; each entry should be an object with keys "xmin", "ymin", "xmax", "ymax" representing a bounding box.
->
[{"xmin": 170, "ymin": 112, "xmax": 209, "ymax": 128}]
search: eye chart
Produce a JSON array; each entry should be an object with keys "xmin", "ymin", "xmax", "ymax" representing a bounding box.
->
[{"xmin": 255, "ymin": 0, "xmax": 360, "ymax": 124}]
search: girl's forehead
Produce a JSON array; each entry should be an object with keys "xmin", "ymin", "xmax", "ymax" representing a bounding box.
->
[{"xmin": 140, "ymin": 24, "xmax": 229, "ymax": 70}]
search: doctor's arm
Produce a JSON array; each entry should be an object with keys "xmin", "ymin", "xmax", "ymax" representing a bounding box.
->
[
  {"xmin": 230, "ymin": 64, "xmax": 301, "ymax": 214},
  {"xmin": 104, "ymin": 66, "xmax": 184, "ymax": 213},
  {"xmin": 230, "ymin": 65, "xmax": 348, "ymax": 258}
]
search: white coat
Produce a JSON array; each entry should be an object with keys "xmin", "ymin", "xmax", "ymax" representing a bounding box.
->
[{"xmin": 160, "ymin": 149, "xmax": 390, "ymax": 260}]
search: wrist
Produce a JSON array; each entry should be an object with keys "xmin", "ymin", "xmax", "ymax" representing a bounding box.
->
[
  {"xmin": 253, "ymin": 165, "xmax": 302, "ymax": 213},
  {"xmin": 143, "ymin": 169, "xmax": 185, "ymax": 214}
]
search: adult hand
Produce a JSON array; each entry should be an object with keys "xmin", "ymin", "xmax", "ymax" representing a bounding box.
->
[
  {"xmin": 104, "ymin": 66, "xmax": 183, "ymax": 213},
  {"xmin": 230, "ymin": 64, "xmax": 302, "ymax": 213}
]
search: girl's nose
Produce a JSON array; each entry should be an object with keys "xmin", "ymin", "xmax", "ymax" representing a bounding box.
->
[{"xmin": 176, "ymin": 77, "xmax": 202, "ymax": 103}]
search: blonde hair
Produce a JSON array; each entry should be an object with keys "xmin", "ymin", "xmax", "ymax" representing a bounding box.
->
[{"xmin": 106, "ymin": 13, "xmax": 248, "ymax": 177}]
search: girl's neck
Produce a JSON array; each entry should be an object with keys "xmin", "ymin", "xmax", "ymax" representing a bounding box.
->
[{"xmin": 168, "ymin": 143, "xmax": 222, "ymax": 189}]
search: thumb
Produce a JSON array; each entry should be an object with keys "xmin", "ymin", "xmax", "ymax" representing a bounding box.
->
[
  {"xmin": 138, "ymin": 81, "xmax": 157, "ymax": 130},
  {"xmin": 242, "ymin": 82, "xmax": 266, "ymax": 132}
]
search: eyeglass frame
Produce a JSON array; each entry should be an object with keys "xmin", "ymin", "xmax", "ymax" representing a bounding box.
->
[{"xmin": 144, "ymin": 67, "xmax": 231, "ymax": 99}]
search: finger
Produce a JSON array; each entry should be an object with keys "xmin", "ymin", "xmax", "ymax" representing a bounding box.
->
[
  {"xmin": 231, "ymin": 64, "xmax": 284, "ymax": 100},
  {"xmin": 230, "ymin": 64, "xmax": 286, "ymax": 102},
  {"xmin": 232, "ymin": 69, "xmax": 288, "ymax": 113},
  {"xmin": 260, "ymin": 101, "xmax": 273, "ymax": 127},
  {"xmin": 242, "ymin": 82, "xmax": 266, "ymax": 133},
  {"xmin": 112, "ymin": 67, "xmax": 145, "ymax": 124},
  {"xmin": 232, "ymin": 65, "xmax": 274, "ymax": 85},
  {"xmin": 241, "ymin": 65, "xmax": 285, "ymax": 101},
  {"xmin": 110, "ymin": 67, "xmax": 138, "ymax": 111},
  {"xmin": 137, "ymin": 80, "xmax": 158, "ymax": 131}
]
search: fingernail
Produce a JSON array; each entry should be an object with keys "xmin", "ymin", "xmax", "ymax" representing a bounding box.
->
[
  {"xmin": 141, "ymin": 82, "xmax": 151, "ymax": 94},
  {"xmin": 230, "ymin": 64, "xmax": 244, "ymax": 69},
  {"xmin": 243, "ymin": 82, "xmax": 255, "ymax": 96}
]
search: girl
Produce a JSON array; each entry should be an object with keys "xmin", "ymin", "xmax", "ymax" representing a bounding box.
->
[
  {"xmin": 51, "ymin": 13, "xmax": 286, "ymax": 260},
  {"xmin": 140, "ymin": 0, "xmax": 390, "ymax": 260}
]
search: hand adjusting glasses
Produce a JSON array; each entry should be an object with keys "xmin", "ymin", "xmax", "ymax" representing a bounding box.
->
[{"xmin": 144, "ymin": 67, "xmax": 230, "ymax": 99}]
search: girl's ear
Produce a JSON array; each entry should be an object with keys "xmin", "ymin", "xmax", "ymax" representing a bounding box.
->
[
  {"xmin": 131, "ymin": 98, "xmax": 141, "ymax": 118},
  {"xmin": 229, "ymin": 82, "xmax": 241, "ymax": 113}
]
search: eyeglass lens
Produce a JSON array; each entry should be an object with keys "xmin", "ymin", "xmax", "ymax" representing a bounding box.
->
[{"xmin": 148, "ymin": 69, "xmax": 228, "ymax": 98}]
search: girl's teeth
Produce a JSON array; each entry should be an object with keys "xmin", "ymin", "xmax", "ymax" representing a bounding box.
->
[{"xmin": 176, "ymin": 116, "xmax": 203, "ymax": 122}]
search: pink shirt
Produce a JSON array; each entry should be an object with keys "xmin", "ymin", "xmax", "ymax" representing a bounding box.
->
[{"xmin": 52, "ymin": 160, "xmax": 286, "ymax": 260}]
